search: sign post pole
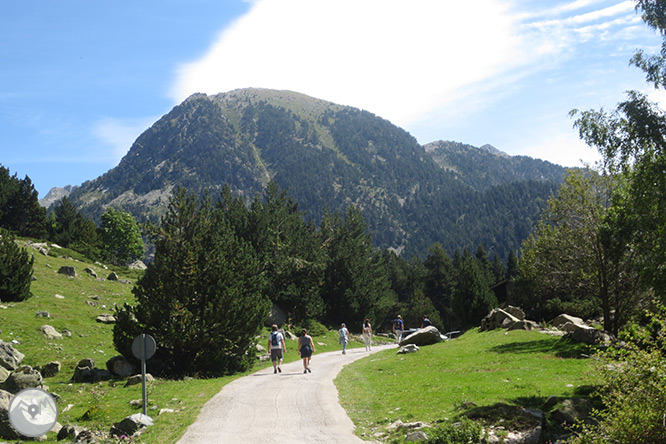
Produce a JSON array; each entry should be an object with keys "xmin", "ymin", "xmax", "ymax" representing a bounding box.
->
[{"xmin": 132, "ymin": 333, "xmax": 156, "ymax": 418}]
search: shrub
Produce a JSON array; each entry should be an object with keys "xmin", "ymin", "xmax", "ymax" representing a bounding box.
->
[
  {"xmin": 0, "ymin": 229, "xmax": 34, "ymax": 302},
  {"xmin": 426, "ymin": 420, "xmax": 486, "ymax": 444}
]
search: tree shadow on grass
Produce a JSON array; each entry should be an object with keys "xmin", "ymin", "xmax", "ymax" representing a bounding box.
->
[{"xmin": 488, "ymin": 338, "xmax": 596, "ymax": 359}]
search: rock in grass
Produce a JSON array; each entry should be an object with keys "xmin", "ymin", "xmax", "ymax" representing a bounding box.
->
[
  {"xmin": 0, "ymin": 340, "xmax": 25, "ymax": 371},
  {"xmin": 40, "ymin": 325, "xmax": 62, "ymax": 340}
]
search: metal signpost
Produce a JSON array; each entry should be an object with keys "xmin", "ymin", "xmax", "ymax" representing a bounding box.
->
[{"xmin": 131, "ymin": 333, "xmax": 156, "ymax": 416}]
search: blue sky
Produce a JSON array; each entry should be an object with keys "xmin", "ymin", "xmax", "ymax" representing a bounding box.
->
[{"xmin": 1, "ymin": 0, "xmax": 663, "ymax": 197}]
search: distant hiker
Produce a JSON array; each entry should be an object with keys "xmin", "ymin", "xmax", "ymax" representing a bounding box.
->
[
  {"xmin": 268, "ymin": 324, "xmax": 286, "ymax": 374},
  {"xmin": 339, "ymin": 323, "xmax": 350, "ymax": 354},
  {"xmin": 362, "ymin": 318, "xmax": 372, "ymax": 351},
  {"xmin": 421, "ymin": 315, "xmax": 432, "ymax": 329},
  {"xmin": 298, "ymin": 328, "xmax": 315, "ymax": 373},
  {"xmin": 393, "ymin": 315, "xmax": 405, "ymax": 343}
]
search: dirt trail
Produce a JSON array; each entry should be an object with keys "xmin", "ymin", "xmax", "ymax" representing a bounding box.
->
[{"xmin": 176, "ymin": 345, "xmax": 392, "ymax": 444}]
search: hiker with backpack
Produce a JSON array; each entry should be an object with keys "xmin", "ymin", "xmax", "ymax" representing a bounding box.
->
[
  {"xmin": 268, "ymin": 324, "xmax": 286, "ymax": 374},
  {"xmin": 393, "ymin": 315, "xmax": 405, "ymax": 343},
  {"xmin": 298, "ymin": 328, "xmax": 315, "ymax": 373},
  {"xmin": 339, "ymin": 323, "xmax": 350, "ymax": 355}
]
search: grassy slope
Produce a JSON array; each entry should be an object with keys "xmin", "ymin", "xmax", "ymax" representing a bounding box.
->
[
  {"xmin": 0, "ymin": 241, "xmax": 371, "ymax": 443},
  {"xmin": 336, "ymin": 329, "xmax": 600, "ymax": 441}
]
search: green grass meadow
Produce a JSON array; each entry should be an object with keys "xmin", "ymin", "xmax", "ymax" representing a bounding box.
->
[
  {"xmin": 1, "ymin": 240, "xmax": 600, "ymax": 443},
  {"xmin": 336, "ymin": 329, "xmax": 600, "ymax": 441}
]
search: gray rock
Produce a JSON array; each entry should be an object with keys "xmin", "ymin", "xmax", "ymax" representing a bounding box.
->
[
  {"xmin": 400, "ymin": 326, "xmax": 444, "ymax": 347},
  {"xmin": 96, "ymin": 314, "xmax": 116, "ymax": 324},
  {"xmin": 0, "ymin": 367, "xmax": 8, "ymax": 384},
  {"xmin": 566, "ymin": 324, "xmax": 614, "ymax": 346},
  {"xmin": 35, "ymin": 311, "xmax": 50, "ymax": 318},
  {"xmin": 106, "ymin": 356, "xmax": 137, "ymax": 377},
  {"xmin": 550, "ymin": 398, "xmax": 595, "ymax": 426},
  {"xmin": 40, "ymin": 325, "xmax": 63, "ymax": 340},
  {"xmin": 57, "ymin": 424, "xmax": 83, "ymax": 441},
  {"xmin": 0, "ymin": 388, "xmax": 20, "ymax": 440},
  {"xmin": 110, "ymin": 413, "xmax": 153, "ymax": 438},
  {"xmin": 107, "ymin": 272, "xmax": 119, "ymax": 281},
  {"xmin": 92, "ymin": 369, "xmax": 113, "ymax": 382},
  {"xmin": 405, "ymin": 430, "xmax": 428, "ymax": 442},
  {"xmin": 72, "ymin": 366, "xmax": 94, "ymax": 383},
  {"xmin": 552, "ymin": 314, "xmax": 586, "ymax": 329},
  {"xmin": 57, "ymin": 266, "xmax": 76, "ymax": 277},
  {"xmin": 128, "ymin": 261, "xmax": 147, "ymax": 270},
  {"xmin": 84, "ymin": 268, "xmax": 98, "ymax": 278},
  {"xmin": 78, "ymin": 358, "xmax": 95, "ymax": 369},
  {"xmin": 507, "ymin": 320, "xmax": 540, "ymax": 331},
  {"xmin": 41, "ymin": 361, "xmax": 61, "ymax": 378},
  {"xmin": 480, "ymin": 308, "xmax": 520, "ymax": 331},
  {"xmin": 0, "ymin": 366, "xmax": 43, "ymax": 394},
  {"xmin": 0, "ymin": 341, "xmax": 25, "ymax": 371},
  {"xmin": 397, "ymin": 344, "xmax": 420, "ymax": 354},
  {"xmin": 125, "ymin": 374, "xmax": 154, "ymax": 387}
]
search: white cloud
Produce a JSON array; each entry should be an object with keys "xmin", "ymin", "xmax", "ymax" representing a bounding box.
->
[
  {"xmin": 520, "ymin": 130, "xmax": 602, "ymax": 168},
  {"xmin": 170, "ymin": 0, "xmax": 525, "ymax": 127},
  {"xmin": 92, "ymin": 117, "xmax": 156, "ymax": 163}
]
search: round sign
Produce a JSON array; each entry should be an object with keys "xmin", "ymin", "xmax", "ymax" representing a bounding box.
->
[
  {"xmin": 132, "ymin": 334, "xmax": 157, "ymax": 360},
  {"xmin": 8, "ymin": 388, "xmax": 59, "ymax": 437}
]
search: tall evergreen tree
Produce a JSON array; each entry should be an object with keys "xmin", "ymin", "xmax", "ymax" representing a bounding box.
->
[
  {"xmin": 451, "ymin": 251, "xmax": 497, "ymax": 329},
  {"xmin": 113, "ymin": 188, "xmax": 269, "ymax": 377},
  {"xmin": 0, "ymin": 228, "xmax": 34, "ymax": 302},
  {"xmin": 0, "ymin": 166, "xmax": 46, "ymax": 239},
  {"xmin": 423, "ymin": 243, "xmax": 455, "ymax": 330},
  {"xmin": 319, "ymin": 206, "xmax": 396, "ymax": 329}
]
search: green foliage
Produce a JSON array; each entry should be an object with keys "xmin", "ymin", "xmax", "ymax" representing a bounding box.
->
[
  {"xmin": 516, "ymin": 169, "xmax": 642, "ymax": 334},
  {"xmin": 113, "ymin": 188, "xmax": 270, "ymax": 377},
  {"xmin": 0, "ymin": 229, "xmax": 34, "ymax": 302},
  {"xmin": 319, "ymin": 206, "xmax": 397, "ymax": 329},
  {"xmin": 568, "ymin": 312, "xmax": 666, "ymax": 443},
  {"xmin": 451, "ymin": 252, "xmax": 497, "ymax": 329},
  {"xmin": 0, "ymin": 165, "xmax": 47, "ymax": 238},
  {"xmin": 99, "ymin": 208, "xmax": 144, "ymax": 265},
  {"xmin": 425, "ymin": 420, "xmax": 486, "ymax": 444},
  {"xmin": 49, "ymin": 197, "xmax": 102, "ymax": 259}
]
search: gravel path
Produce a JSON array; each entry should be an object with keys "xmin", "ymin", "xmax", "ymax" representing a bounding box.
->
[{"xmin": 176, "ymin": 345, "xmax": 392, "ymax": 444}]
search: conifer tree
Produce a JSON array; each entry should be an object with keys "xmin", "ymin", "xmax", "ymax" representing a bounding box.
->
[
  {"xmin": 451, "ymin": 251, "xmax": 497, "ymax": 329},
  {"xmin": 0, "ymin": 228, "xmax": 34, "ymax": 302}
]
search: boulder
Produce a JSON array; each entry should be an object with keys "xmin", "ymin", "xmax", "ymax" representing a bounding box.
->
[
  {"xmin": 78, "ymin": 358, "xmax": 95, "ymax": 369},
  {"xmin": 57, "ymin": 266, "xmax": 76, "ymax": 277},
  {"xmin": 128, "ymin": 260, "xmax": 147, "ymax": 270},
  {"xmin": 0, "ymin": 367, "xmax": 9, "ymax": 384},
  {"xmin": 405, "ymin": 430, "xmax": 428, "ymax": 442},
  {"xmin": 40, "ymin": 325, "xmax": 63, "ymax": 340},
  {"xmin": 57, "ymin": 424, "xmax": 84, "ymax": 441},
  {"xmin": 0, "ymin": 388, "xmax": 20, "ymax": 440},
  {"xmin": 397, "ymin": 344, "xmax": 420, "ymax": 354},
  {"xmin": 106, "ymin": 356, "xmax": 137, "ymax": 378},
  {"xmin": 480, "ymin": 308, "xmax": 520, "ymax": 332},
  {"xmin": 72, "ymin": 366, "xmax": 94, "ymax": 383},
  {"xmin": 0, "ymin": 366, "xmax": 43, "ymax": 393},
  {"xmin": 550, "ymin": 398, "xmax": 595, "ymax": 426},
  {"xmin": 41, "ymin": 361, "xmax": 61, "ymax": 378},
  {"xmin": 35, "ymin": 311, "xmax": 50, "ymax": 318},
  {"xmin": 84, "ymin": 268, "xmax": 98, "ymax": 278},
  {"xmin": 504, "ymin": 305, "xmax": 526, "ymax": 321},
  {"xmin": 96, "ymin": 314, "xmax": 116, "ymax": 324},
  {"xmin": 552, "ymin": 314, "xmax": 586, "ymax": 329},
  {"xmin": 107, "ymin": 272, "xmax": 119, "ymax": 281},
  {"xmin": 566, "ymin": 324, "xmax": 614, "ymax": 346},
  {"xmin": 400, "ymin": 326, "xmax": 444, "ymax": 347},
  {"xmin": 507, "ymin": 320, "xmax": 540, "ymax": 331},
  {"xmin": 125, "ymin": 374, "xmax": 154, "ymax": 387},
  {"xmin": 110, "ymin": 413, "xmax": 153, "ymax": 438},
  {"xmin": 0, "ymin": 341, "xmax": 24, "ymax": 371},
  {"xmin": 92, "ymin": 369, "xmax": 113, "ymax": 382}
]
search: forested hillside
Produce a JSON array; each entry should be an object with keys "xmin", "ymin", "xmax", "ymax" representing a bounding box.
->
[{"xmin": 63, "ymin": 89, "xmax": 565, "ymax": 259}]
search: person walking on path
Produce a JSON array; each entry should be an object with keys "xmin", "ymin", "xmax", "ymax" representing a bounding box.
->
[
  {"xmin": 339, "ymin": 323, "xmax": 350, "ymax": 355},
  {"xmin": 362, "ymin": 319, "xmax": 372, "ymax": 351},
  {"xmin": 268, "ymin": 324, "xmax": 286, "ymax": 374},
  {"xmin": 393, "ymin": 315, "xmax": 405, "ymax": 343},
  {"xmin": 298, "ymin": 328, "xmax": 315, "ymax": 373}
]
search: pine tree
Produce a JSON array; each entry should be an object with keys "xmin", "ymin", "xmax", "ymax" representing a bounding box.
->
[
  {"xmin": 113, "ymin": 188, "xmax": 269, "ymax": 377},
  {"xmin": 451, "ymin": 252, "xmax": 497, "ymax": 329},
  {"xmin": 0, "ymin": 228, "xmax": 34, "ymax": 302}
]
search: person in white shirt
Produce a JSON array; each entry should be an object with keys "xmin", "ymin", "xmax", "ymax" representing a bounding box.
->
[{"xmin": 268, "ymin": 324, "xmax": 286, "ymax": 374}]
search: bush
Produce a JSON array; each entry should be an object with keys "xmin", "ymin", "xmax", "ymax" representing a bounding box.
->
[
  {"xmin": 568, "ymin": 307, "xmax": 666, "ymax": 444},
  {"xmin": 426, "ymin": 420, "xmax": 486, "ymax": 444},
  {"xmin": 0, "ymin": 229, "xmax": 34, "ymax": 302}
]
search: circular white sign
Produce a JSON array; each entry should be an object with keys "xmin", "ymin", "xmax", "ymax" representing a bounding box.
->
[{"xmin": 8, "ymin": 388, "xmax": 58, "ymax": 437}]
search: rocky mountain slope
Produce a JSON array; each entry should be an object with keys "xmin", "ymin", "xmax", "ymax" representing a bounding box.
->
[{"xmin": 62, "ymin": 88, "xmax": 566, "ymax": 258}]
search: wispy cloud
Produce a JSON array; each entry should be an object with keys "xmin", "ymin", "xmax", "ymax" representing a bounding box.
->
[{"xmin": 92, "ymin": 117, "xmax": 156, "ymax": 163}]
